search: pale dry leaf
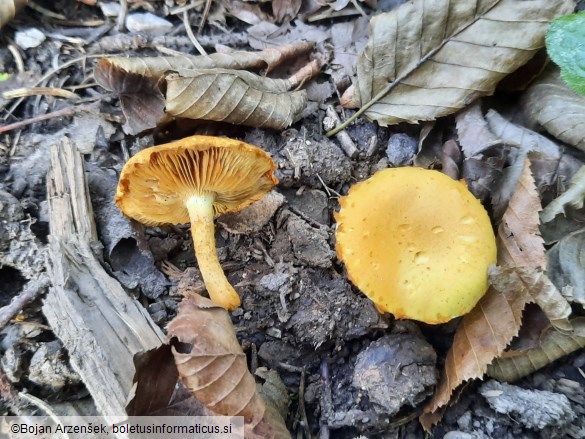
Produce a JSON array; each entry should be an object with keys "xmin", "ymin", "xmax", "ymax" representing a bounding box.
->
[
  {"xmin": 522, "ymin": 67, "xmax": 585, "ymax": 153},
  {"xmin": 165, "ymin": 69, "xmax": 307, "ymax": 130},
  {"xmin": 490, "ymin": 266, "xmax": 572, "ymax": 333},
  {"xmin": 97, "ymin": 42, "xmax": 315, "ymax": 79},
  {"xmin": 456, "ymin": 102, "xmax": 510, "ymax": 158},
  {"xmin": 541, "ymin": 165, "xmax": 585, "ymax": 224},
  {"xmin": 167, "ymin": 295, "xmax": 266, "ymax": 426},
  {"xmin": 420, "ymin": 283, "xmax": 528, "ymax": 429},
  {"xmin": 497, "ymin": 158, "xmax": 547, "ymax": 270},
  {"xmin": 348, "ymin": 0, "xmax": 573, "ymax": 126},
  {"xmin": 548, "ymin": 227, "xmax": 585, "ymax": 306},
  {"xmin": 0, "ymin": 0, "xmax": 27, "ymax": 29},
  {"xmin": 486, "ymin": 110, "xmax": 561, "ymax": 218},
  {"xmin": 247, "ymin": 20, "xmax": 329, "ymax": 51},
  {"xmin": 488, "ymin": 318, "xmax": 585, "ymax": 382},
  {"xmin": 272, "ymin": 0, "xmax": 302, "ymax": 23}
]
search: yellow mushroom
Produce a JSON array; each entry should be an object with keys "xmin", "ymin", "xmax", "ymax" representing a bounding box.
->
[
  {"xmin": 115, "ymin": 135, "xmax": 278, "ymax": 311},
  {"xmin": 335, "ymin": 167, "xmax": 497, "ymax": 324}
]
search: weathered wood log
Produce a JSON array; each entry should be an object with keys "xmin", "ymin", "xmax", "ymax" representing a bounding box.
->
[{"xmin": 43, "ymin": 137, "xmax": 165, "ymax": 417}]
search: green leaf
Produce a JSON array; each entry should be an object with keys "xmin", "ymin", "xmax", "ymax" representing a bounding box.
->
[
  {"xmin": 546, "ymin": 12, "xmax": 585, "ymax": 96},
  {"xmin": 0, "ymin": 73, "xmax": 10, "ymax": 81}
]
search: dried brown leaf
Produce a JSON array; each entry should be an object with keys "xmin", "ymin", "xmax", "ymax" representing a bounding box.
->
[
  {"xmin": 548, "ymin": 227, "xmax": 585, "ymax": 306},
  {"xmin": 490, "ymin": 266, "xmax": 572, "ymax": 333},
  {"xmin": 0, "ymin": 0, "xmax": 27, "ymax": 29},
  {"xmin": 541, "ymin": 165, "xmax": 585, "ymax": 224},
  {"xmin": 165, "ymin": 69, "xmax": 307, "ymax": 130},
  {"xmin": 440, "ymin": 139, "xmax": 461, "ymax": 180},
  {"xmin": 420, "ymin": 283, "xmax": 527, "ymax": 429},
  {"xmin": 455, "ymin": 102, "xmax": 508, "ymax": 158},
  {"xmin": 168, "ymin": 295, "xmax": 266, "ymax": 425},
  {"xmin": 94, "ymin": 59, "xmax": 165, "ymax": 134},
  {"xmin": 488, "ymin": 318, "xmax": 585, "ymax": 382},
  {"xmin": 272, "ymin": 0, "xmax": 302, "ymax": 23},
  {"xmin": 98, "ymin": 42, "xmax": 315, "ymax": 79},
  {"xmin": 126, "ymin": 344, "xmax": 209, "ymax": 417},
  {"xmin": 347, "ymin": 0, "xmax": 573, "ymax": 126},
  {"xmin": 522, "ymin": 67, "xmax": 585, "ymax": 153},
  {"xmin": 497, "ymin": 158, "xmax": 547, "ymax": 270}
]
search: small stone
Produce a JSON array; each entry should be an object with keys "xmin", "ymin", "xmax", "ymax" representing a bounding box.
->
[
  {"xmin": 323, "ymin": 116, "xmax": 336, "ymax": 132},
  {"xmin": 99, "ymin": 2, "xmax": 121, "ymax": 17},
  {"xmin": 266, "ymin": 327, "xmax": 282, "ymax": 339},
  {"xmin": 386, "ymin": 133, "xmax": 418, "ymax": 166},
  {"xmin": 28, "ymin": 341, "xmax": 82, "ymax": 393},
  {"xmin": 126, "ymin": 13, "xmax": 173, "ymax": 36},
  {"xmin": 15, "ymin": 28, "xmax": 46, "ymax": 49}
]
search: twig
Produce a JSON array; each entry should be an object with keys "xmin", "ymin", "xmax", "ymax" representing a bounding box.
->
[
  {"xmin": 2, "ymin": 87, "xmax": 79, "ymax": 100},
  {"xmin": 0, "ymin": 274, "xmax": 50, "ymax": 328},
  {"xmin": 28, "ymin": 2, "xmax": 67, "ymax": 20},
  {"xmin": 7, "ymin": 44, "xmax": 24, "ymax": 74},
  {"xmin": 298, "ymin": 367, "xmax": 311, "ymax": 439},
  {"xmin": 319, "ymin": 361, "xmax": 332, "ymax": 439},
  {"xmin": 325, "ymin": 105, "xmax": 358, "ymax": 158},
  {"xmin": 0, "ymin": 104, "xmax": 95, "ymax": 134},
  {"xmin": 198, "ymin": 0, "xmax": 213, "ymax": 36},
  {"xmin": 2, "ymin": 54, "xmax": 111, "ymax": 120},
  {"xmin": 117, "ymin": 0, "xmax": 128, "ymax": 32},
  {"xmin": 183, "ymin": 10, "xmax": 207, "ymax": 56}
]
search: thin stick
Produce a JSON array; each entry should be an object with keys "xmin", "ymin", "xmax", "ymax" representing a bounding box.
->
[
  {"xmin": 117, "ymin": 0, "xmax": 128, "ymax": 32},
  {"xmin": 0, "ymin": 104, "xmax": 93, "ymax": 134},
  {"xmin": 3, "ymin": 87, "xmax": 79, "ymax": 100},
  {"xmin": 325, "ymin": 105, "xmax": 358, "ymax": 158},
  {"xmin": 183, "ymin": 10, "xmax": 207, "ymax": 56},
  {"xmin": 2, "ymin": 54, "xmax": 111, "ymax": 120},
  {"xmin": 0, "ymin": 274, "xmax": 50, "ymax": 328},
  {"xmin": 7, "ymin": 44, "xmax": 24, "ymax": 74},
  {"xmin": 198, "ymin": 0, "xmax": 213, "ymax": 36}
]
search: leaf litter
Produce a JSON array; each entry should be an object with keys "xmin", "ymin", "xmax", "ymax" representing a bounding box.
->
[{"xmin": 3, "ymin": 1, "xmax": 585, "ymax": 438}]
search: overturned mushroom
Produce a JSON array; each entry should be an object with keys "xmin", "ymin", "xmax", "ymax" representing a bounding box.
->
[
  {"xmin": 115, "ymin": 135, "xmax": 278, "ymax": 310},
  {"xmin": 335, "ymin": 167, "xmax": 497, "ymax": 324}
]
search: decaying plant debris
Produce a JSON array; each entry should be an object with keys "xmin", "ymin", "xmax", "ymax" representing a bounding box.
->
[{"xmin": 2, "ymin": 1, "xmax": 585, "ymax": 439}]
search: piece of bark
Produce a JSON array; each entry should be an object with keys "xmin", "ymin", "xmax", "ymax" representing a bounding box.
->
[{"xmin": 43, "ymin": 138, "xmax": 165, "ymax": 418}]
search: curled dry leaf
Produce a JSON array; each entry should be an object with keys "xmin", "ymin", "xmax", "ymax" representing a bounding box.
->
[
  {"xmin": 548, "ymin": 228, "xmax": 585, "ymax": 306},
  {"xmin": 337, "ymin": 0, "xmax": 573, "ymax": 130},
  {"xmin": 94, "ymin": 59, "xmax": 166, "ymax": 135},
  {"xmin": 486, "ymin": 110, "xmax": 561, "ymax": 218},
  {"xmin": 0, "ymin": 0, "xmax": 27, "ymax": 29},
  {"xmin": 488, "ymin": 318, "xmax": 585, "ymax": 382},
  {"xmin": 165, "ymin": 69, "xmax": 307, "ymax": 130},
  {"xmin": 490, "ymin": 266, "xmax": 572, "ymax": 333},
  {"xmin": 522, "ymin": 67, "xmax": 585, "ymax": 153},
  {"xmin": 497, "ymin": 158, "xmax": 547, "ymax": 270},
  {"xmin": 167, "ymin": 294, "xmax": 266, "ymax": 424},
  {"xmin": 98, "ymin": 42, "xmax": 315, "ymax": 79},
  {"xmin": 420, "ymin": 283, "xmax": 528, "ymax": 430},
  {"xmin": 541, "ymin": 165, "xmax": 585, "ymax": 224},
  {"xmin": 455, "ymin": 103, "xmax": 511, "ymax": 203}
]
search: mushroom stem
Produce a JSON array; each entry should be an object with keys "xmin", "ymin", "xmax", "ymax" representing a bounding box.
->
[{"xmin": 186, "ymin": 195, "xmax": 240, "ymax": 311}]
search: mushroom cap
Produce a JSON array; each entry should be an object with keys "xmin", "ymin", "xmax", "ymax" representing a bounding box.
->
[
  {"xmin": 335, "ymin": 167, "xmax": 497, "ymax": 324},
  {"xmin": 115, "ymin": 136, "xmax": 278, "ymax": 226}
]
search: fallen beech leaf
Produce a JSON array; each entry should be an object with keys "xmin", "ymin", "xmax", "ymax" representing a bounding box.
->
[
  {"xmin": 541, "ymin": 165, "xmax": 585, "ymax": 224},
  {"xmin": 486, "ymin": 110, "xmax": 561, "ymax": 218},
  {"xmin": 488, "ymin": 318, "xmax": 585, "ymax": 382},
  {"xmin": 455, "ymin": 103, "xmax": 512, "ymax": 203},
  {"xmin": 168, "ymin": 294, "xmax": 265, "ymax": 424},
  {"xmin": 272, "ymin": 0, "xmax": 302, "ymax": 23},
  {"xmin": 522, "ymin": 67, "xmax": 585, "ymax": 153},
  {"xmin": 490, "ymin": 266, "xmax": 571, "ymax": 333},
  {"xmin": 94, "ymin": 59, "xmax": 165, "ymax": 135},
  {"xmin": 0, "ymin": 0, "xmax": 27, "ymax": 29},
  {"xmin": 98, "ymin": 42, "xmax": 315, "ymax": 79},
  {"xmin": 420, "ymin": 283, "xmax": 527, "ymax": 430},
  {"xmin": 335, "ymin": 0, "xmax": 572, "ymax": 130},
  {"xmin": 548, "ymin": 228, "xmax": 585, "ymax": 306},
  {"xmin": 126, "ymin": 344, "xmax": 210, "ymax": 417},
  {"xmin": 497, "ymin": 158, "xmax": 547, "ymax": 270},
  {"xmin": 165, "ymin": 69, "xmax": 306, "ymax": 130}
]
